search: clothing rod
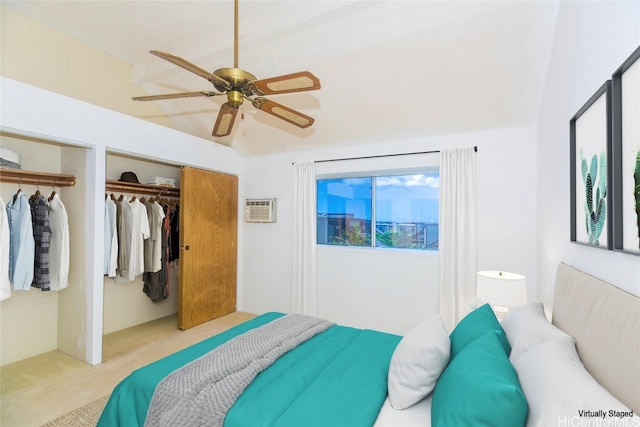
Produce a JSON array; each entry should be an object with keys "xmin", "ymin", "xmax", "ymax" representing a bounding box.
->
[
  {"xmin": 105, "ymin": 180, "xmax": 181, "ymax": 198},
  {"xmin": 309, "ymin": 146, "xmax": 478, "ymax": 165},
  {"xmin": 0, "ymin": 168, "xmax": 76, "ymax": 187}
]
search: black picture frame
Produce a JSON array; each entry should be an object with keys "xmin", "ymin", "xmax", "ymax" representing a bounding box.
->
[
  {"xmin": 570, "ymin": 80, "xmax": 612, "ymax": 249},
  {"xmin": 612, "ymin": 45, "xmax": 640, "ymax": 256}
]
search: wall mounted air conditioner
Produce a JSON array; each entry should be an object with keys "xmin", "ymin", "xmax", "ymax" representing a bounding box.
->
[{"xmin": 244, "ymin": 198, "xmax": 277, "ymax": 223}]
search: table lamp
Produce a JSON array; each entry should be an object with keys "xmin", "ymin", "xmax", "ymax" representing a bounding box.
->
[{"xmin": 476, "ymin": 270, "xmax": 527, "ymax": 320}]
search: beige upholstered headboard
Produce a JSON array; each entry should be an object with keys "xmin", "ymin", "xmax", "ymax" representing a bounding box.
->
[{"xmin": 552, "ymin": 262, "xmax": 640, "ymax": 413}]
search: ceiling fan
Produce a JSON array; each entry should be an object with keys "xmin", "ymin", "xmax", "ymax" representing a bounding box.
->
[{"xmin": 132, "ymin": 0, "xmax": 321, "ymax": 139}]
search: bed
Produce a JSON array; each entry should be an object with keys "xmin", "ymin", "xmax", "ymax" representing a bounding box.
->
[{"xmin": 98, "ymin": 262, "xmax": 640, "ymax": 427}]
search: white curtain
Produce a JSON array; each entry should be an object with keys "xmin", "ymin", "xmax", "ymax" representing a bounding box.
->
[
  {"xmin": 438, "ymin": 147, "xmax": 477, "ymax": 332},
  {"xmin": 292, "ymin": 161, "xmax": 318, "ymax": 316}
]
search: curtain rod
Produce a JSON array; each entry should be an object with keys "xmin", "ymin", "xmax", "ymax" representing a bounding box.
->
[{"xmin": 311, "ymin": 146, "xmax": 477, "ymax": 164}]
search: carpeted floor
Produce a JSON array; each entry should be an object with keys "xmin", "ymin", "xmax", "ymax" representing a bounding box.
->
[
  {"xmin": 3, "ymin": 312, "xmax": 256, "ymax": 427},
  {"xmin": 39, "ymin": 395, "xmax": 110, "ymax": 427}
]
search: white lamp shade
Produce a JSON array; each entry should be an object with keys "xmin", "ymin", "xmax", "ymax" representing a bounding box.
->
[{"xmin": 476, "ymin": 271, "xmax": 527, "ymax": 308}]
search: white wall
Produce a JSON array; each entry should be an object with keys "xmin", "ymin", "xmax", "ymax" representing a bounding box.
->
[
  {"xmin": 240, "ymin": 127, "xmax": 538, "ymax": 335},
  {"xmin": 537, "ymin": 1, "xmax": 640, "ymax": 307}
]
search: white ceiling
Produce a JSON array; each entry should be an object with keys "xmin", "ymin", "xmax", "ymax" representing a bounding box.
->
[{"xmin": 4, "ymin": 0, "xmax": 559, "ymax": 157}]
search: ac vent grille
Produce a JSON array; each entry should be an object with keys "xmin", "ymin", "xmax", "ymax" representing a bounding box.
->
[{"xmin": 245, "ymin": 198, "xmax": 277, "ymax": 223}]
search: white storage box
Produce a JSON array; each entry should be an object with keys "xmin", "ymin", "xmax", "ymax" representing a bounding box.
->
[{"xmin": 0, "ymin": 147, "xmax": 21, "ymax": 169}]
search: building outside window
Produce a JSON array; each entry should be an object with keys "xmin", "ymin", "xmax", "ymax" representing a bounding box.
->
[{"xmin": 317, "ymin": 172, "xmax": 439, "ymax": 250}]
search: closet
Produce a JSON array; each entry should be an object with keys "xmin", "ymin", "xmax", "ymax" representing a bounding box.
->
[
  {"xmin": 3, "ymin": 77, "xmax": 243, "ymax": 366},
  {"xmin": 0, "ymin": 132, "xmax": 90, "ymax": 366},
  {"xmin": 102, "ymin": 153, "xmax": 182, "ymax": 336},
  {"xmin": 104, "ymin": 153, "xmax": 237, "ymax": 343},
  {"xmin": 1, "ymin": 138, "xmax": 238, "ymax": 367}
]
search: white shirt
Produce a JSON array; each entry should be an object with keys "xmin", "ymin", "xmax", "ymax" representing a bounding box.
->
[
  {"xmin": 104, "ymin": 198, "xmax": 118, "ymax": 277},
  {"xmin": 144, "ymin": 201, "xmax": 166, "ymax": 273},
  {"xmin": 48, "ymin": 193, "xmax": 70, "ymax": 290},
  {"xmin": 127, "ymin": 198, "xmax": 150, "ymax": 281},
  {"xmin": 0, "ymin": 196, "xmax": 11, "ymax": 301}
]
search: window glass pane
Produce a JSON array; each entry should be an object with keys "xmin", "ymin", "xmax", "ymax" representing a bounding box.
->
[
  {"xmin": 375, "ymin": 173, "xmax": 439, "ymax": 250},
  {"xmin": 317, "ymin": 178, "xmax": 372, "ymax": 246}
]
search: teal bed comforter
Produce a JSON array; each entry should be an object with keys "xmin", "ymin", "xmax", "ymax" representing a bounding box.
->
[{"xmin": 97, "ymin": 312, "xmax": 401, "ymax": 427}]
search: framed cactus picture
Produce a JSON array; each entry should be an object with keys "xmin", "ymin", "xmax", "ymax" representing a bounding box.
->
[
  {"xmin": 612, "ymin": 45, "xmax": 640, "ymax": 256},
  {"xmin": 570, "ymin": 80, "xmax": 612, "ymax": 249}
]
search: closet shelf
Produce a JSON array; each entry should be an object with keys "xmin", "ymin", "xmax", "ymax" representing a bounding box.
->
[
  {"xmin": 0, "ymin": 168, "xmax": 76, "ymax": 187},
  {"xmin": 105, "ymin": 180, "xmax": 180, "ymax": 198}
]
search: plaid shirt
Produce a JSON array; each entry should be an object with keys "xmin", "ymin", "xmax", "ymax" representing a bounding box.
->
[{"xmin": 29, "ymin": 194, "xmax": 51, "ymax": 291}]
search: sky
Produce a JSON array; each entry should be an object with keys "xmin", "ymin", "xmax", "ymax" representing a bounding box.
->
[{"xmin": 317, "ymin": 173, "xmax": 439, "ymax": 223}]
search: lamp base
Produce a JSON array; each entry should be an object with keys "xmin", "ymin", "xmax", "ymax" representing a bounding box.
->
[{"xmin": 492, "ymin": 305, "xmax": 509, "ymax": 321}]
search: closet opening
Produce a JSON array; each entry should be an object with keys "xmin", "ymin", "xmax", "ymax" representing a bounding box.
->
[
  {"xmin": 1, "ymin": 131, "xmax": 90, "ymax": 366},
  {"xmin": 102, "ymin": 152, "xmax": 181, "ymax": 362},
  {"xmin": 102, "ymin": 152, "xmax": 238, "ymax": 362}
]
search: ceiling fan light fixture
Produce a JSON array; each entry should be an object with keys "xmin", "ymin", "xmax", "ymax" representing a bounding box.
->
[
  {"xmin": 227, "ymin": 90, "xmax": 244, "ymax": 106},
  {"xmin": 133, "ymin": 0, "xmax": 320, "ymax": 142}
]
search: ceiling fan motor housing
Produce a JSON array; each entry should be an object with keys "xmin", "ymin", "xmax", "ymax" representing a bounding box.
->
[
  {"xmin": 214, "ymin": 68, "xmax": 256, "ymax": 88},
  {"xmin": 213, "ymin": 68, "xmax": 258, "ymax": 106}
]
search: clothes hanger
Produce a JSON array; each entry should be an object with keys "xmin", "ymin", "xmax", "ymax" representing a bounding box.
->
[
  {"xmin": 110, "ymin": 193, "xmax": 117, "ymax": 201},
  {"xmin": 49, "ymin": 182, "xmax": 57, "ymax": 203},
  {"xmin": 30, "ymin": 182, "xmax": 41, "ymax": 202},
  {"xmin": 117, "ymin": 194, "xmax": 124, "ymax": 202},
  {"xmin": 13, "ymin": 181, "xmax": 22, "ymax": 203}
]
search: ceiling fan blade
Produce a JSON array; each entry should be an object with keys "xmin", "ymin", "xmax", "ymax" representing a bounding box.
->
[
  {"xmin": 252, "ymin": 98, "xmax": 315, "ymax": 129},
  {"xmin": 212, "ymin": 102, "xmax": 239, "ymax": 137},
  {"xmin": 132, "ymin": 91, "xmax": 220, "ymax": 101},
  {"xmin": 248, "ymin": 71, "xmax": 321, "ymax": 96},
  {"xmin": 150, "ymin": 50, "xmax": 230, "ymax": 88}
]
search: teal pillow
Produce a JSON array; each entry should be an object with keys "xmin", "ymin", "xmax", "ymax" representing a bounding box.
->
[
  {"xmin": 449, "ymin": 303, "xmax": 510, "ymax": 358},
  {"xmin": 432, "ymin": 331, "xmax": 528, "ymax": 427}
]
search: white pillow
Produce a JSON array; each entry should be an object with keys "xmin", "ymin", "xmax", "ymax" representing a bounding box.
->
[
  {"xmin": 387, "ymin": 314, "xmax": 450, "ymax": 410},
  {"xmin": 514, "ymin": 336, "xmax": 639, "ymax": 427},
  {"xmin": 501, "ymin": 302, "xmax": 573, "ymax": 363}
]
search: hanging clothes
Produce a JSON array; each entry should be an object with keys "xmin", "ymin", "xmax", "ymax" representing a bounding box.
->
[
  {"xmin": 115, "ymin": 197, "xmax": 133, "ymax": 280},
  {"xmin": 104, "ymin": 196, "xmax": 118, "ymax": 277},
  {"xmin": 48, "ymin": 193, "xmax": 69, "ymax": 290},
  {"xmin": 143, "ymin": 200, "xmax": 165, "ymax": 274},
  {"xmin": 163, "ymin": 203, "xmax": 172, "ymax": 276},
  {"xmin": 0, "ymin": 196, "xmax": 11, "ymax": 301},
  {"xmin": 114, "ymin": 196, "xmax": 150, "ymax": 283},
  {"xmin": 169, "ymin": 203, "xmax": 180, "ymax": 262},
  {"xmin": 6, "ymin": 191, "xmax": 34, "ymax": 290},
  {"xmin": 143, "ymin": 201, "xmax": 170, "ymax": 302},
  {"xmin": 129, "ymin": 198, "xmax": 150, "ymax": 281},
  {"xmin": 29, "ymin": 192, "xmax": 52, "ymax": 291}
]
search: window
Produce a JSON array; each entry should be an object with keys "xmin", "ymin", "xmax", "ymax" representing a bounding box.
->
[{"xmin": 317, "ymin": 172, "xmax": 439, "ymax": 250}]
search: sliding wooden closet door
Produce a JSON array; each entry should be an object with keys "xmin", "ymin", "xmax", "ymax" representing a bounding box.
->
[{"xmin": 179, "ymin": 167, "xmax": 238, "ymax": 330}]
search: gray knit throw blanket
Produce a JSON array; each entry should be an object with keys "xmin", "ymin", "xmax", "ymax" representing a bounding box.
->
[{"xmin": 144, "ymin": 314, "xmax": 334, "ymax": 427}]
